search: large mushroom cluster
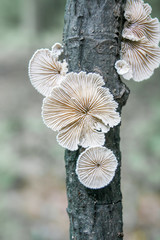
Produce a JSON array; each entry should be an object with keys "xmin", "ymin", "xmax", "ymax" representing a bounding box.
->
[
  {"xmin": 29, "ymin": 43, "xmax": 119, "ymax": 189},
  {"xmin": 115, "ymin": 0, "xmax": 160, "ymax": 81},
  {"xmin": 28, "ymin": 0, "xmax": 160, "ymax": 189}
]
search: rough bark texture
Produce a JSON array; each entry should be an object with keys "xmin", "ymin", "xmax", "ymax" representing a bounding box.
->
[{"xmin": 63, "ymin": 0, "xmax": 129, "ymax": 239}]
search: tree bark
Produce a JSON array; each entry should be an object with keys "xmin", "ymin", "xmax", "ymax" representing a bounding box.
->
[{"xmin": 63, "ymin": 0, "xmax": 129, "ymax": 239}]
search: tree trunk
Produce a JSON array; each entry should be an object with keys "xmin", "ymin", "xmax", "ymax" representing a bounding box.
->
[{"xmin": 63, "ymin": 0, "xmax": 129, "ymax": 239}]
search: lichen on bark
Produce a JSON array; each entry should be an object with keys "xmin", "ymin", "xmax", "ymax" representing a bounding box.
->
[{"xmin": 63, "ymin": 0, "xmax": 129, "ymax": 239}]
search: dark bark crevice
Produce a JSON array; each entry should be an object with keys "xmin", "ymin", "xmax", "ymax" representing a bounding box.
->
[{"xmin": 63, "ymin": 0, "xmax": 129, "ymax": 239}]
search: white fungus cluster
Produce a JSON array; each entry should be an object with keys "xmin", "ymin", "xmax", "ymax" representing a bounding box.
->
[
  {"xmin": 29, "ymin": 1, "xmax": 160, "ymax": 189},
  {"xmin": 115, "ymin": 0, "xmax": 160, "ymax": 81},
  {"xmin": 28, "ymin": 43, "xmax": 120, "ymax": 189}
]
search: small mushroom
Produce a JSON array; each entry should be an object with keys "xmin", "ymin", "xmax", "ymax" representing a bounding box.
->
[
  {"xmin": 28, "ymin": 48, "xmax": 68, "ymax": 97},
  {"xmin": 123, "ymin": 0, "xmax": 160, "ymax": 45},
  {"xmin": 42, "ymin": 72, "xmax": 121, "ymax": 151},
  {"xmin": 116, "ymin": 37, "xmax": 160, "ymax": 81},
  {"xmin": 115, "ymin": 60, "xmax": 133, "ymax": 80},
  {"xmin": 76, "ymin": 146, "xmax": 118, "ymax": 189},
  {"xmin": 51, "ymin": 43, "xmax": 63, "ymax": 59}
]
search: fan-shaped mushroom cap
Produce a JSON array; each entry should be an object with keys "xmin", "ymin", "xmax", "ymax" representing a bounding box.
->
[
  {"xmin": 120, "ymin": 38, "xmax": 160, "ymax": 81},
  {"xmin": 123, "ymin": 0, "xmax": 160, "ymax": 45},
  {"xmin": 123, "ymin": 16, "xmax": 160, "ymax": 45},
  {"xmin": 51, "ymin": 43, "xmax": 63, "ymax": 59},
  {"xmin": 28, "ymin": 48, "xmax": 68, "ymax": 96},
  {"xmin": 42, "ymin": 72, "xmax": 121, "ymax": 151},
  {"xmin": 76, "ymin": 146, "xmax": 118, "ymax": 189},
  {"xmin": 125, "ymin": 0, "xmax": 151, "ymax": 23}
]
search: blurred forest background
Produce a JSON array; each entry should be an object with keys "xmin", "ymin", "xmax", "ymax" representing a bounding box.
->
[{"xmin": 0, "ymin": 0, "xmax": 160, "ymax": 240}]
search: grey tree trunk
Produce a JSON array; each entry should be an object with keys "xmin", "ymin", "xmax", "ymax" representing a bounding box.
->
[{"xmin": 63, "ymin": 0, "xmax": 129, "ymax": 239}]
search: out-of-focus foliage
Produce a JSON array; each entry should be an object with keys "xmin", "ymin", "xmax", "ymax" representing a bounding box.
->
[
  {"xmin": 0, "ymin": 0, "xmax": 160, "ymax": 240},
  {"xmin": 35, "ymin": 0, "xmax": 66, "ymax": 31},
  {"xmin": 0, "ymin": 0, "xmax": 66, "ymax": 30},
  {"xmin": 0, "ymin": 0, "xmax": 66, "ymax": 53},
  {"xmin": 0, "ymin": 0, "xmax": 22, "ymax": 28}
]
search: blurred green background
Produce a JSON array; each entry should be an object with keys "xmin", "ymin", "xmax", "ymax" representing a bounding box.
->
[{"xmin": 0, "ymin": 0, "xmax": 160, "ymax": 240}]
